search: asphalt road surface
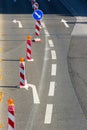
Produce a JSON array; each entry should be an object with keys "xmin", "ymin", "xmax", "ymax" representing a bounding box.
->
[{"xmin": 0, "ymin": 0, "xmax": 87, "ymax": 130}]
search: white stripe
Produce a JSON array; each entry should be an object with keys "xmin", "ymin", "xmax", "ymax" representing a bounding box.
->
[
  {"xmin": 44, "ymin": 104, "xmax": 53, "ymax": 124},
  {"xmin": 41, "ymin": 21, "xmax": 46, "ymax": 28},
  {"xmin": 51, "ymin": 64, "xmax": 57, "ymax": 76},
  {"xmin": 35, "ymin": 29, "xmax": 40, "ymax": 35},
  {"xmin": 8, "ymin": 112, "xmax": 14, "ymax": 122},
  {"xmin": 48, "ymin": 82, "xmax": 55, "ymax": 96},
  {"xmin": 20, "ymin": 68, "xmax": 25, "ymax": 75},
  {"xmin": 27, "ymin": 53, "xmax": 31, "ymax": 58},
  {"xmin": 48, "ymin": 40, "xmax": 54, "ymax": 47},
  {"xmin": 36, "ymin": 21, "xmax": 41, "ymax": 27},
  {"xmin": 41, "ymin": 21, "xmax": 50, "ymax": 36},
  {"xmin": 27, "ymin": 44, "xmax": 31, "ymax": 51},
  {"xmin": 20, "ymin": 77, "xmax": 25, "ymax": 84},
  {"xmin": 8, "ymin": 125, "xmax": 14, "ymax": 130},
  {"xmin": 51, "ymin": 50, "xmax": 57, "ymax": 60}
]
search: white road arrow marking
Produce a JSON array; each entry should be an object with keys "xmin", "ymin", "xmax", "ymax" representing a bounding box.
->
[
  {"xmin": 27, "ymin": 84, "xmax": 40, "ymax": 104},
  {"xmin": 61, "ymin": 19, "xmax": 69, "ymax": 28},
  {"xmin": 12, "ymin": 19, "xmax": 23, "ymax": 28}
]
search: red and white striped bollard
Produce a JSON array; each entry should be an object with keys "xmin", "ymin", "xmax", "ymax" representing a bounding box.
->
[
  {"xmin": 26, "ymin": 36, "xmax": 34, "ymax": 61},
  {"xmin": 8, "ymin": 98, "xmax": 15, "ymax": 130},
  {"xmin": 35, "ymin": 20, "xmax": 41, "ymax": 36},
  {"xmin": 33, "ymin": 2, "xmax": 39, "ymax": 10},
  {"xmin": 19, "ymin": 57, "xmax": 26, "ymax": 88}
]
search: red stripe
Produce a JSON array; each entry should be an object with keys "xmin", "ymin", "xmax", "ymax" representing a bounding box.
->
[
  {"xmin": 27, "ymin": 48, "xmax": 32, "ymax": 54},
  {"xmin": 27, "ymin": 40, "xmax": 32, "ymax": 46},
  {"xmin": 36, "ymin": 25, "xmax": 40, "ymax": 31},
  {"xmin": 35, "ymin": 32, "xmax": 39, "ymax": 36},
  {"xmin": 8, "ymin": 110, "xmax": 14, "ymax": 115},
  {"xmin": 37, "ymin": 20, "xmax": 41, "ymax": 25},
  {"xmin": 20, "ymin": 63, "xmax": 24, "ymax": 68},
  {"xmin": 8, "ymin": 118, "xmax": 14, "ymax": 128},
  {"xmin": 20, "ymin": 82, "xmax": 24, "ymax": 86},
  {"xmin": 20, "ymin": 66, "xmax": 24, "ymax": 70},
  {"xmin": 20, "ymin": 73, "xmax": 25, "ymax": 80},
  {"xmin": 27, "ymin": 56, "xmax": 31, "ymax": 60}
]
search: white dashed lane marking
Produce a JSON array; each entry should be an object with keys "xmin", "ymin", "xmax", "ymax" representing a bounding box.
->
[
  {"xmin": 44, "ymin": 104, "xmax": 53, "ymax": 124},
  {"xmin": 48, "ymin": 81, "xmax": 55, "ymax": 96},
  {"xmin": 42, "ymin": 21, "xmax": 57, "ymax": 125},
  {"xmin": 48, "ymin": 40, "xmax": 54, "ymax": 47},
  {"xmin": 51, "ymin": 64, "xmax": 57, "ymax": 76},
  {"xmin": 51, "ymin": 50, "xmax": 57, "ymax": 60}
]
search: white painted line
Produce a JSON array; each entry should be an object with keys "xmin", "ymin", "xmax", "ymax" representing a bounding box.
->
[
  {"xmin": 48, "ymin": 40, "xmax": 54, "ymax": 47},
  {"xmin": 27, "ymin": 84, "xmax": 40, "ymax": 104},
  {"xmin": 61, "ymin": 19, "xmax": 69, "ymax": 28},
  {"xmin": 18, "ymin": 21, "xmax": 23, "ymax": 28},
  {"xmin": 44, "ymin": 104, "xmax": 53, "ymax": 124},
  {"xmin": 41, "ymin": 21, "xmax": 50, "ymax": 36},
  {"xmin": 51, "ymin": 50, "xmax": 57, "ymax": 60},
  {"xmin": 51, "ymin": 64, "xmax": 57, "ymax": 76},
  {"xmin": 48, "ymin": 82, "xmax": 55, "ymax": 96},
  {"xmin": 41, "ymin": 21, "xmax": 46, "ymax": 28},
  {"xmin": 44, "ymin": 29, "xmax": 50, "ymax": 36}
]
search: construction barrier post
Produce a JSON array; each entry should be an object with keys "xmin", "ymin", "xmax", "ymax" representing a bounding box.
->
[
  {"xmin": 26, "ymin": 36, "xmax": 33, "ymax": 61},
  {"xmin": 31, "ymin": 0, "xmax": 36, "ymax": 8},
  {"xmin": 19, "ymin": 57, "xmax": 26, "ymax": 88},
  {"xmin": 35, "ymin": 20, "xmax": 41, "ymax": 36},
  {"xmin": 33, "ymin": 2, "xmax": 39, "ymax": 10},
  {"xmin": 8, "ymin": 98, "xmax": 15, "ymax": 130}
]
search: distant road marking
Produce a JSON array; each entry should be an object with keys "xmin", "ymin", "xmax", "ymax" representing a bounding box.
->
[
  {"xmin": 48, "ymin": 40, "xmax": 54, "ymax": 47},
  {"xmin": 44, "ymin": 104, "xmax": 53, "ymax": 124},
  {"xmin": 61, "ymin": 19, "xmax": 69, "ymax": 28},
  {"xmin": 51, "ymin": 50, "xmax": 57, "ymax": 60},
  {"xmin": 48, "ymin": 81, "xmax": 55, "ymax": 96},
  {"xmin": 12, "ymin": 19, "xmax": 23, "ymax": 28},
  {"xmin": 41, "ymin": 22, "xmax": 50, "ymax": 36},
  {"xmin": 51, "ymin": 64, "xmax": 57, "ymax": 76}
]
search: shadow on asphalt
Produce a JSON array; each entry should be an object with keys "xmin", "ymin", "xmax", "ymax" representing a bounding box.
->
[
  {"xmin": 0, "ymin": 0, "xmax": 72, "ymax": 16},
  {"xmin": 0, "ymin": 0, "xmax": 87, "ymax": 16}
]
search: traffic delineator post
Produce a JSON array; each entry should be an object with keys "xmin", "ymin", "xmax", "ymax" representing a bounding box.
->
[
  {"xmin": 33, "ymin": 2, "xmax": 39, "ymax": 10},
  {"xmin": 19, "ymin": 57, "xmax": 26, "ymax": 88},
  {"xmin": 26, "ymin": 36, "xmax": 34, "ymax": 61},
  {"xmin": 35, "ymin": 20, "xmax": 41, "ymax": 37},
  {"xmin": 31, "ymin": 0, "xmax": 36, "ymax": 8},
  {"xmin": 19, "ymin": 57, "xmax": 29, "ymax": 90},
  {"xmin": 8, "ymin": 98, "xmax": 15, "ymax": 130}
]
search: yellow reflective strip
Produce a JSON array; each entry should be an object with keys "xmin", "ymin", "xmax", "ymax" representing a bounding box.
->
[
  {"xmin": 0, "ymin": 92, "xmax": 4, "ymax": 103},
  {"xmin": 0, "ymin": 123, "xmax": 3, "ymax": 128},
  {"xmin": 0, "ymin": 75, "xmax": 2, "ymax": 80},
  {"xmin": 0, "ymin": 48, "xmax": 3, "ymax": 52}
]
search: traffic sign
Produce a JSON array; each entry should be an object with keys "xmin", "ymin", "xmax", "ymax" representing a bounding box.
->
[{"xmin": 32, "ymin": 9, "xmax": 43, "ymax": 21}]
